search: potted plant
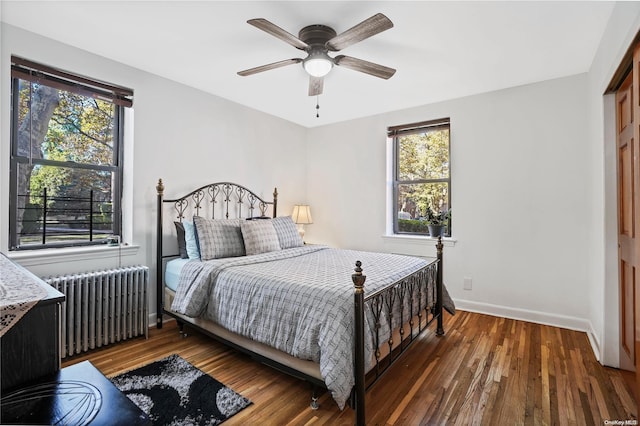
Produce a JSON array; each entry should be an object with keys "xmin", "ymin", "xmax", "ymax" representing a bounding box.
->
[{"xmin": 425, "ymin": 206, "xmax": 451, "ymax": 237}]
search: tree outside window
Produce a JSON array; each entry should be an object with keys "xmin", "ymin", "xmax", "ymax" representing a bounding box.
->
[{"xmin": 390, "ymin": 119, "xmax": 451, "ymax": 236}]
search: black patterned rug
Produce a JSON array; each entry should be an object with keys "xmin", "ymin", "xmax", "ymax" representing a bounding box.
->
[{"xmin": 111, "ymin": 354, "xmax": 251, "ymax": 425}]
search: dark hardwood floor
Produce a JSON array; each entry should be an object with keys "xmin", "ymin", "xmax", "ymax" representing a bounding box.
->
[{"xmin": 62, "ymin": 311, "xmax": 637, "ymax": 425}]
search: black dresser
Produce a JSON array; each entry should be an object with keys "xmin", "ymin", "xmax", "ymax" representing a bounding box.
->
[{"xmin": 1, "ymin": 256, "xmax": 65, "ymax": 392}]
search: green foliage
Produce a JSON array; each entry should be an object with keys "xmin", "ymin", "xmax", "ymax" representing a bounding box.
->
[
  {"xmin": 18, "ymin": 81, "xmax": 31, "ymax": 124},
  {"xmin": 425, "ymin": 206, "xmax": 451, "ymax": 225},
  {"xmin": 397, "ymin": 129, "xmax": 450, "ymax": 219},
  {"xmin": 398, "ymin": 219, "xmax": 430, "ymax": 234},
  {"xmin": 398, "ymin": 129, "xmax": 449, "ymax": 181},
  {"xmin": 29, "ymin": 164, "xmax": 66, "ymax": 206},
  {"xmin": 398, "ymin": 216, "xmax": 451, "ymax": 236},
  {"xmin": 46, "ymin": 91, "xmax": 114, "ymax": 164}
]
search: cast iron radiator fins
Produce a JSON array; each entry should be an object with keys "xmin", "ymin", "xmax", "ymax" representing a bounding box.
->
[{"xmin": 43, "ymin": 266, "xmax": 149, "ymax": 358}]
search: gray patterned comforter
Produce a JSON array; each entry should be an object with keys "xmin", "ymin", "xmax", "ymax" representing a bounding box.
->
[{"xmin": 171, "ymin": 245, "xmax": 450, "ymax": 409}]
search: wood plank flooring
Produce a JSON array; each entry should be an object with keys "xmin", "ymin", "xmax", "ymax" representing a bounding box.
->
[{"xmin": 62, "ymin": 311, "xmax": 637, "ymax": 425}]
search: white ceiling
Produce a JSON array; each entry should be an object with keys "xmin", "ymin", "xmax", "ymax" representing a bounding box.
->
[{"xmin": 1, "ymin": 1, "xmax": 615, "ymax": 128}]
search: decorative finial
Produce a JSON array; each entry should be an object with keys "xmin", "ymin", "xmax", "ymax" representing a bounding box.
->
[
  {"xmin": 156, "ymin": 178, "xmax": 164, "ymax": 195},
  {"xmin": 352, "ymin": 260, "xmax": 366, "ymax": 291}
]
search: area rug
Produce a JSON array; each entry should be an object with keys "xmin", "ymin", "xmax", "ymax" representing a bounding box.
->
[{"xmin": 111, "ymin": 354, "xmax": 251, "ymax": 425}]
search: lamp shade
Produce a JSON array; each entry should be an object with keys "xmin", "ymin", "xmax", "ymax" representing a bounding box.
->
[{"xmin": 291, "ymin": 205, "xmax": 313, "ymax": 224}]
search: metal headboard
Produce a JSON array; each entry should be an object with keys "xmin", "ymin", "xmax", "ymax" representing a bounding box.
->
[
  {"xmin": 155, "ymin": 178, "xmax": 278, "ymax": 327},
  {"xmin": 160, "ymin": 180, "xmax": 277, "ymax": 221}
]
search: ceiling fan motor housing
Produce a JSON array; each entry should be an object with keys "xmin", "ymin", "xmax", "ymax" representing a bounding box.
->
[{"xmin": 298, "ymin": 25, "xmax": 337, "ymax": 48}]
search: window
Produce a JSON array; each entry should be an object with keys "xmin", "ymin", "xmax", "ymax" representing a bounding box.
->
[
  {"xmin": 389, "ymin": 118, "xmax": 451, "ymax": 236},
  {"xmin": 9, "ymin": 57, "xmax": 133, "ymax": 250}
]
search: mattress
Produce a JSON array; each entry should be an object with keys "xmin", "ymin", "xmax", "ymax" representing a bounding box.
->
[{"xmin": 164, "ymin": 258, "xmax": 191, "ymax": 292}]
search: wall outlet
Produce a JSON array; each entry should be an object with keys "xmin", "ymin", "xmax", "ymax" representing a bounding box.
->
[{"xmin": 463, "ymin": 276, "xmax": 472, "ymax": 290}]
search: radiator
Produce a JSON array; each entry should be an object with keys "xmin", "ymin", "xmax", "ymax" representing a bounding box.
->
[{"xmin": 44, "ymin": 265, "xmax": 149, "ymax": 358}]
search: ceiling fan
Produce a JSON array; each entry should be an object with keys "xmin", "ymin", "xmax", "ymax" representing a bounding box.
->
[{"xmin": 237, "ymin": 13, "xmax": 396, "ymax": 96}]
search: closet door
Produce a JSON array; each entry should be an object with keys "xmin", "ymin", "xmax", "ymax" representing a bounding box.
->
[
  {"xmin": 616, "ymin": 45, "xmax": 640, "ymax": 404},
  {"xmin": 634, "ymin": 44, "xmax": 640, "ymax": 399},
  {"xmin": 617, "ymin": 70, "xmax": 636, "ymax": 373}
]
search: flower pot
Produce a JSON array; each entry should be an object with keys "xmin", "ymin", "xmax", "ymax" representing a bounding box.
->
[{"xmin": 428, "ymin": 224, "xmax": 444, "ymax": 237}]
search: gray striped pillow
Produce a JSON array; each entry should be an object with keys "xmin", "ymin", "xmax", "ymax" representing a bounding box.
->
[
  {"xmin": 273, "ymin": 216, "xmax": 304, "ymax": 249},
  {"xmin": 240, "ymin": 219, "xmax": 282, "ymax": 255},
  {"xmin": 193, "ymin": 217, "xmax": 245, "ymax": 260}
]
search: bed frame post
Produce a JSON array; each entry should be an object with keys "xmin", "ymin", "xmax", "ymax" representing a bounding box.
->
[
  {"xmin": 352, "ymin": 261, "xmax": 366, "ymax": 426},
  {"xmin": 273, "ymin": 187, "xmax": 278, "ymax": 217},
  {"xmin": 156, "ymin": 178, "xmax": 165, "ymax": 329},
  {"xmin": 436, "ymin": 235, "xmax": 445, "ymax": 336}
]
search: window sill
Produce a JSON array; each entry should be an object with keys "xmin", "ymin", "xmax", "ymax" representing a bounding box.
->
[
  {"xmin": 381, "ymin": 234, "xmax": 457, "ymax": 247},
  {"xmin": 381, "ymin": 234, "xmax": 456, "ymax": 257},
  {"xmin": 7, "ymin": 244, "xmax": 140, "ymax": 267}
]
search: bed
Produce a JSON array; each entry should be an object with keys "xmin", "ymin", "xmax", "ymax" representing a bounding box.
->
[{"xmin": 155, "ymin": 179, "xmax": 454, "ymax": 425}]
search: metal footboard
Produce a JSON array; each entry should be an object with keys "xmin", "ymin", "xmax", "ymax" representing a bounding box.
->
[{"xmin": 352, "ymin": 236, "xmax": 445, "ymax": 425}]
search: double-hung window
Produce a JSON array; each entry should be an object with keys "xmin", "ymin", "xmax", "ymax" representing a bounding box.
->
[
  {"xmin": 389, "ymin": 118, "xmax": 451, "ymax": 236},
  {"xmin": 9, "ymin": 56, "xmax": 133, "ymax": 250}
]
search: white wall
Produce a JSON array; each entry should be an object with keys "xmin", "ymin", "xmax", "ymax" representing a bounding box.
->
[
  {"xmin": 0, "ymin": 24, "xmax": 308, "ymax": 321},
  {"xmin": 587, "ymin": 2, "xmax": 640, "ymax": 367},
  {"xmin": 306, "ymin": 74, "xmax": 594, "ymax": 335}
]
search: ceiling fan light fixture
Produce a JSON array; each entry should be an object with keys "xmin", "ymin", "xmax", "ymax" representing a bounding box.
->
[{"xmin": 303, "ymin": 52, "xmax": 333, "ymax": 77}]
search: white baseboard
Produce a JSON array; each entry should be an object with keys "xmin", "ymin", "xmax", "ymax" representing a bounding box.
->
[
  {"xmin": 587, "ymin": 322, "xmax": 601, "ymax": 363},
  {"xmin": 149, "ymin": 313, "xmax": 157, "ymax": 328},
  {"xmin": 148, "ymin": 313, "xmax": 179, "ymax": 330},
  {"xmin": 454, "ymin": 299, "xmax": 602, "ymax": 362}
]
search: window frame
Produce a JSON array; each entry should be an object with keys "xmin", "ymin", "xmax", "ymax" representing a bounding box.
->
[
  {"xmin": 390, "ymin": 118, "xmax": 452, "ymax": 237},
  {"xmin": 8, "ymin": 57, "xmax": 132, "ymax": 251}
]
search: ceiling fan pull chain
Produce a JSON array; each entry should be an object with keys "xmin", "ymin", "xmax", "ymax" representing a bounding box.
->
[{"xmin": 316, "ymin": 96, "xmax": 320, "ymax": 118}]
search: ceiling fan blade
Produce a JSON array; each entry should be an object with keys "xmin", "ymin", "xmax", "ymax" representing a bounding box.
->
[
  {"xmin": 237, "ymin": 58, "xmax": 303, "ymax": 76},
  {"xmin": 334, "ymin": 55, "xmax": 396, "ymax": 79},
  {"xmin": 248, "ymin": 18, "xmax": 309, "ymax": 50},
  {"xmin": 326, "ymin": 13, "xmax": 393, "ymax": 52},
  {"xmin": 308, "ymin": 76, "xmax": 324, "ymax": 96}
]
